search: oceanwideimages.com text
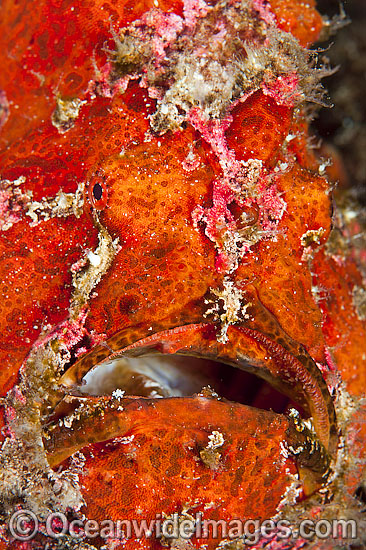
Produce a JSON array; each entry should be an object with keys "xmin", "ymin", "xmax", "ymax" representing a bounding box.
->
[{"xmin": 8, "ymin": 509, "xmax": 359, "ymax": 544}]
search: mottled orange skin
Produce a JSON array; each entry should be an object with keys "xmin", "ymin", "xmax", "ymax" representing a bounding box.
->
[
  {"xmin": 0, "ymin": 215, "xmax": 98, "ymax": 396},
  {"xmin": 80, "ymin": 92, "xmax": 333, "ymax": 364},
  {"xmin": 268, "ymin": 0, "xmax": 323, "ymax": 47},
  {"xmin": 0, "ymin": 0, "xmax": 331, "ymax": 400},
  {"xmin": 72, "ymin": 398, "xmax": 297, "ymax": 550},
  {"xmin": 0, "ymin": 0, "xmax": 320, "ymax": 151},
  {"xmin": 0, "ymin": 90, "xmax": 150, "ymax": 395},
  {"xmin": 0, "ymin": 0, "xmax": 365, "ymax": 548},
  {"xmin": 312, "ymin": 248, "xmax": 366, "ymax": 395},
  {"xmin": 0, "ymin": 0, "xmax": 183, "ymax": 149}
]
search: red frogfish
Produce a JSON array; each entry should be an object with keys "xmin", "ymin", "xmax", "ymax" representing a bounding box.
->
[{"xmin": 0, "ymin": 0, "xmax": 365, "ymax": 549}]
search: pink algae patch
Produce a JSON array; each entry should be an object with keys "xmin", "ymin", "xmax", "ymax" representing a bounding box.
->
[
  {"xmin": 256, "ymin": 178, "xmax": 286, "ymax": 232},
  {"xmin": 262, "ymin": 72, "xmax": 300, "ymax": 107},
  {"xmin": 0, "ymin": 90, "xmax": 9, "ymax": 129},
  {"xmin": 0, "ymin": 182, "xmax": 28, "ymax": 231},
  {"xmin": 251, "ymin": 0, "xmax": 277, "ymax": 26},
  {"xmin": 142, "ymin": 9, "xmax": 184, "ymax": 59},
  {"xmin": 183, "ymin": 0, "xmax": 210, "ymax": 28},
  {"xmin": 189, "ymin": 106, "xmax": 286, "ymax": 273},
  {"xmin": 188, "ymin": 107, "xmax": 235, "ymax": 170},
  {"xmin": 0, "ymin": 189, "xmax": 13, "ymax": 227}
]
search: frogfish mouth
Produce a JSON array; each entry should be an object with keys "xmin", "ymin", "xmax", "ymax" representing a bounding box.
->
[{"xmin": 46, "ymin": 293, "xmax": 337, "ymax": 499}]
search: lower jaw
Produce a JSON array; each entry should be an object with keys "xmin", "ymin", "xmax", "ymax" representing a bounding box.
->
[{"xmin": 45, "ymin": 394, "xmax": 306, "ymax": 547}]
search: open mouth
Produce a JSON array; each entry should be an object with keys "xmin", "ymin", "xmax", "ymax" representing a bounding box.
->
[
  {"xmin": 44, "ymin": 322, "xmax": 337, "ymax": 499},
  {"xmin": 77, "ymin": 353, "xmax": 297, "ymax": 411}
]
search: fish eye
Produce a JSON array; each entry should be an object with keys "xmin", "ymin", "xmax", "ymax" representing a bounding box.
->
[
  {"xmin": 87, "ymin": 172, "xmax": 108, "ymax": 210},
  {"xmin": 93, "ymin": 182, "xmax": 103, "ymax": 201}
]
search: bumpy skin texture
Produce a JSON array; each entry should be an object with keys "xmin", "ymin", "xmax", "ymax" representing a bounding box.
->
[
  {"xmin": 0, "ymin": 214, "xmax": 98, "ymax": 395},
  {"xmin": 0, "ymin": 0, "xmax": 365, "ymax": 549},
  {"xmin": 46, "ymin": 397, "xmax": 298, "ymax": 550}
]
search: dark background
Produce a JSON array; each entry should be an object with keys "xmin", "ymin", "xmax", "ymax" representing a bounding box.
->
[{"xmin": 314, "ymin": 0, "xmax": 366, "ymax": 202}]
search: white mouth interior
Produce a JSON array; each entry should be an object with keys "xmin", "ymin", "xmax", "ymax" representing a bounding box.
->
[
  {"xmin": 80, "ymin": 355, "xmax": 215, "ymax": 398},
  {"xmin": 79, "ymin": 354, "xmax": 295, "ymax": 414}
]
